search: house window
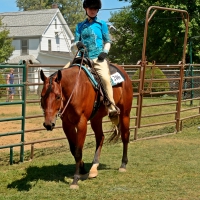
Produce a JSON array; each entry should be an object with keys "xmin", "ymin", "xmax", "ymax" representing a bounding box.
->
[
  {"xmin": 21, "ymin": 39, "xmax": 28, "ymax": 55},
  {"xmin": 48, "ymin": 40, "xmax": 51, "ymax": 51},
  {"xmin": 55, "ymin": 18, "xmax": 57, "ymax": 29}
]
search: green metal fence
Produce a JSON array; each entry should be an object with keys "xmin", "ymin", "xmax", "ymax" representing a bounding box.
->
[{"xmin": 0, "ymin": 61, "xmax": 27, "ymax": 164}]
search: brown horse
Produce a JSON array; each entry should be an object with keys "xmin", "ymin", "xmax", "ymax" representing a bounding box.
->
[{"xmin": 40, "ymin": 62, "xmax": 133, "ymax": 189}]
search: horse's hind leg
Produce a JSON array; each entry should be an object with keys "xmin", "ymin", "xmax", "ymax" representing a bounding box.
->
[
  {"xmin": 119, "ymin": 114, "xmax": 131, "ymax": 172},
  {"xmin": 89, "ymin": 117, "xmax": 104, "ymax": 178}
]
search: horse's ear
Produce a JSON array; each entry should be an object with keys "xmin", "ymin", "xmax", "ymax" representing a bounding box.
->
[
  {"xmin": 55, "ymin": 70, "xmax": 62, "ymax": 83},
  {"xmin": 40, "ymin": 70, "xmax": 46, "ymax": 82}
]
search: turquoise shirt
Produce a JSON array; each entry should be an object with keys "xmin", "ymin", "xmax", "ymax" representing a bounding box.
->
[{"xmin": 75, "ymin": 17, "xmax": 111, "ymax": 59}]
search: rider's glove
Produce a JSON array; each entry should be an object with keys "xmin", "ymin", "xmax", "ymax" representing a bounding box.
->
[
  {"xmin": 76, "ymin": 42, "xmax": 85, "ymax": 50},
  {"xmin": 98, "ymin": 52, "xmax": 107, "ymax": 61}
]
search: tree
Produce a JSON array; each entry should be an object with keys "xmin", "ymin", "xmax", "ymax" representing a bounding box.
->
[
  {"xmin": 0, "ymin": 19, "xmax": 14, "ymax": 63},
  {"xmin": 109, "ymin": 0, "xmax": 200, "ymax": 64},
  {"xmin": 16, "ymin": 0, "xmax": 85, "ymax": 33},
  {"xmin": 132, "ymin": 65, "xmax": 170, "ymax": 93},
  {"xmin": 108, "ymin": 7, "xmax": 142, "ymax": 64}
]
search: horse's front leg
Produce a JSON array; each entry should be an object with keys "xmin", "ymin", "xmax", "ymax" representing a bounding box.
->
[
  {"xmin": 70, "ymin": 150, "xmax": 87, "ymax": 189},
  {"xmin": 63, "ymin": 119, "xmax": 87, "ymax": 189},
  {"xmin": 89, "ymin": 118, "xmax": 104, "ymax": 178},
  {"xmin": 72, "ymin": 117, "xmax": 88, "ymax": 189}
]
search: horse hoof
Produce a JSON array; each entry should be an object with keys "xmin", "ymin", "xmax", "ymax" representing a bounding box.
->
[
  {"xmin": 88, "ymin": 171, "xmax": 98, "ymax": 178},
  {"xmin": 70, "ymin": 184, "xmax": 79, "ymax": 189},
  {"xmin": 88, "ymin": 163, "xmax": 99, "ymax": 178},
  {"xmin": 119, "ymin": 168, "xmax": 126, "ymax": 172}
]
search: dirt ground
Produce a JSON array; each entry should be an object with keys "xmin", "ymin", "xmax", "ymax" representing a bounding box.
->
[
  {"xmin": 1, "ymin": 104, "xmax": 67, "ymax": 153},
  {"xmin": 0, "ymin": 103, "xmax": 113, "ymax": 157}
]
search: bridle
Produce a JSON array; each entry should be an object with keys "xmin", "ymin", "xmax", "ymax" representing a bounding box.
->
[
  {"xmin": 41, "ymin": 48, "xmax": 86, "ymax": 119},
  {"xmin": 40, "ymin": 73, "xmax": 63, "ymax": 119}
]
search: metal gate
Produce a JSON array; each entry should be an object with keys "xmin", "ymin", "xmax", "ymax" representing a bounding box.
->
[
  {"xmin": 0, "ymin": 61, "xmax": 27, "ymax": 164},
  {"xmin": 1, "ymin": 7, "xmax": 196, "ymax": 165}
]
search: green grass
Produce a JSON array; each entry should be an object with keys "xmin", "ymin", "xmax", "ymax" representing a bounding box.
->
[
  {"xmin": 1, "ymin": 95, "xmax": 200, "ymax": 199},
  {"xmin": 1, "ymin": 125, "xmax": 200, "ymax": 199}
]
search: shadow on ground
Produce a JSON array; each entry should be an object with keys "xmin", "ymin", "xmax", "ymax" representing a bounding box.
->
[{"xmin": 7, "ymin": 163, "xmax": 109, "ymax": 191}]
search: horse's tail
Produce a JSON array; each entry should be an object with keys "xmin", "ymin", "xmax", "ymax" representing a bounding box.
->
[{"xmin": 107, "ymin": 125, "xmax": 120, "ymax": 143}]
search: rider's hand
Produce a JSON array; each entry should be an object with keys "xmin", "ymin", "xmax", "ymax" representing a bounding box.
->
[
  {"xmin": 98, "ymin": 52, "xmax": 107, "ymax": 61},
  {"xmin": 76, "ymin": 42, "xmax": 85, "ymax": 50}
]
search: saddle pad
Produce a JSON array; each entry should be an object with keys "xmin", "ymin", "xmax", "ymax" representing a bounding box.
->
[
  {"xmin": 80, "ymin": 65, "xmax": 98, "ymax": 88},
  {"xmin": 74, "ymin": 64, "xmax": 125, "ymax": 87}
]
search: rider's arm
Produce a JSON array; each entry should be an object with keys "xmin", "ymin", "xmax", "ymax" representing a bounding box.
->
[
  {"xmin": 103, "ymin": 42, "xmax": 111, "ymax": 54},
  {"xmin": 102, "ymin": 20, "xmax": 111, "ymax": 55}
]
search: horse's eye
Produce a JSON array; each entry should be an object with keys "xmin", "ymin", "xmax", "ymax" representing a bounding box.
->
[
  {"xmin": 40, "ymin": 97, "xmax": 44, "ymax": 108},
  {"xmin": 56, "ymin": 95, "xmax": 61, "ymax": 100}
]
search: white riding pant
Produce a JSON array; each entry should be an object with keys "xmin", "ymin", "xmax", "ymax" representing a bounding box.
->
[{"xmin": 64, "ymin": 58, "xmax": 116, "ymax": 111}]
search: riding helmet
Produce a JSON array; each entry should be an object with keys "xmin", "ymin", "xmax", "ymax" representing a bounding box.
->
[{"xmin": 83, "ymin": 0, "xmax": 102, "ymax": 9}]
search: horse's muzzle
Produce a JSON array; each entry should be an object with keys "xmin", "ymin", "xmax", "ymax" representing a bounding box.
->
[{"xmin": 43, "ymin": 122, "xmax": 55, "ymax": 131}]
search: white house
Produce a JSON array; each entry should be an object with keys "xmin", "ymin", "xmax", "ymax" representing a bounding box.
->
[
  {"xmin": 0, "ymin": 7, "xmax": 75, "ymax": 92},
  {"xmin": 0, "ymin": 7, "xmax": 74, "ymax": 65}
]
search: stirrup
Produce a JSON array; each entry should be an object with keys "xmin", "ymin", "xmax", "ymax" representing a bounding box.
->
[
  {"xmin": 109, "ymin": 110, "xmax": 119, "ymax": 118},
  {"xmin": 108, "ymin": 109, "xmax": 120, "ymax": 126},
  {"xmin": 108, "ymin": 104, "xmax": 120, "ymax": 115}
]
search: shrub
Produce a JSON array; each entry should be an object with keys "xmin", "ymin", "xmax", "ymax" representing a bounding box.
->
[{"xmin": 132, "ymin": 64, "xmax": 170, "ymax": 93}]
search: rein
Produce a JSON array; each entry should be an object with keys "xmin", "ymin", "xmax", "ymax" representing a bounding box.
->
[{"xmin": 58, "ymin": 49, "xmax": 86, "ymax": 118}]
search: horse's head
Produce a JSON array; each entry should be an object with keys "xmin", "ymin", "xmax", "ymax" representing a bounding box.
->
[{"xmin": 40, "ymin": 69, "xmax": 62, "ymax": 131}]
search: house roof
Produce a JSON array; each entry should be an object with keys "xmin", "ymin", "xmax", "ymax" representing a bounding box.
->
[
  {"xmin": 7, "ymin": 55, "xmax": 40, "ymax": 64},
  {"xmin": 0, "ymin": 8, "xmax": 74, "ymax": 40}
]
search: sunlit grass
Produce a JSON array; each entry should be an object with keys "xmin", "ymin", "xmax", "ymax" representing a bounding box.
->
[
  {"xmin": 1, "ymin": 95, "xmax": 200, "ymax": 200},
  {"xmin": 1, "ymin": 125, "xmax": 200, "ymax": 199}
]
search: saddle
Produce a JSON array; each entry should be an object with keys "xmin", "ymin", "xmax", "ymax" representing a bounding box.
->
[
  {"xmin": 69, "ymin": 57, "xmax": 125, "ymax": 119},
  {"xmin": 71, "ymin": 57, "xmax": 125, "ymax": 86}
]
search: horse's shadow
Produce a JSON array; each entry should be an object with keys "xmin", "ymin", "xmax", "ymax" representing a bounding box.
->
[{"xmin": 7, "ymin": 163, "xmax": 109, "ymax": 191}]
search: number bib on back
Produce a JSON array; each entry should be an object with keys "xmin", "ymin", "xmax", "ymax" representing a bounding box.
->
[{"xmin": 110, "ymin": 72, "xmax": 124, "ymax": 86}]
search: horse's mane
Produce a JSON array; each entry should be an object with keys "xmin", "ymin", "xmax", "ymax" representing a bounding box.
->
[{"xmin": 43, "ymin": 71, "xmax": 58, "ymax": 99}]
